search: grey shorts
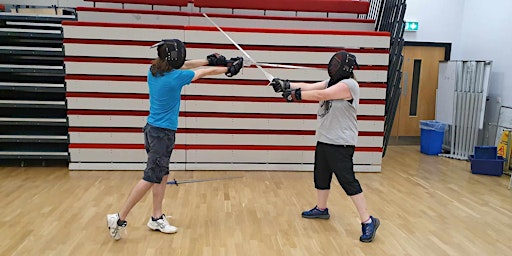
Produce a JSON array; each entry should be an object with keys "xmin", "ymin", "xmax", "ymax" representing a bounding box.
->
[{"xmin": 142, "ymin": 123, "xmax": 176, "ymax": 183}]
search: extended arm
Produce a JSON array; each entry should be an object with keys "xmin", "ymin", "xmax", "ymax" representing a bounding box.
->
[
  {"xmin": 282, "ymin": 81, "xmax": 353, "ymax": 102},
  {"xmin": 181, "ymin": 59, "xmax": 209, "ymax": 70}
]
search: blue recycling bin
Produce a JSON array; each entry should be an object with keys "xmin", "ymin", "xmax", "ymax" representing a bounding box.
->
[{"xmin": 420, "ymin": 120, "xmax": 447, "ymax": 155}]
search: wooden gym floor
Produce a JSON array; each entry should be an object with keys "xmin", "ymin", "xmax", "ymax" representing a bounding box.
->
[{"xmin": 1, "ymin": 146, "xmax": 511, "ymax": 256}]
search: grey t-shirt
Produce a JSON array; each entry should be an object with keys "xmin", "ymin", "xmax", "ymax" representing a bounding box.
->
[{"xmin": 315, "ymin": 78, "xmax": 359, "ymax": 145}]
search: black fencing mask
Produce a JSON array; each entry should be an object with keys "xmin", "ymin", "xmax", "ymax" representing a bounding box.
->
[
  {"xmin": 150, "ymin": 39, "xmax": 186, "ymax": 69},
  {"xmin": 327, "ymin": 51, "xmax": 358, "ymax": 87}
]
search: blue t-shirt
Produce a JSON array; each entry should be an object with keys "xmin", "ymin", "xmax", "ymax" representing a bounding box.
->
[{"xmin": 146, "ymin": 68, "xmax": 194, "ymax": 130}]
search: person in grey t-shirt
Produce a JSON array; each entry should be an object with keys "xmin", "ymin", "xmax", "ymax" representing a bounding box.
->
[{"xmin": 270, "ymin": 51, "xmax": 379, "ymax": 243}]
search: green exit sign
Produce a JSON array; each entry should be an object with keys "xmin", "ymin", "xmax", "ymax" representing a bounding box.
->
[{"xmin": 405, "ymin": 21, "xmax": 419, "ymax": 31}]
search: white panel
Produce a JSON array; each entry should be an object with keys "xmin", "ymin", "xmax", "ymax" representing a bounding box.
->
[
  {"xmin": 360, "ymin": 87, "xmax": 387, "ymax": 99},
  {"xmin": 185, "ymin": 30, "xmax": 390, "ymax": 48},
  {"xmin": 67, "ymin": 98, "xmax": 149, "ymax": 110},
  {"xmin": 68, "ymin": 115, "xmax": 148, "ymax": 127},
  {"xmin": 64, "ymin": 43, "xmax": 388, "ymax": 66},
  {"xmin": 185, "ymin": 100, "xmax": 315, "ymax": 114},
  {"xmin": 67, "ymin": 115, "xmax": 384, "ymax": 132},
  {"xmin": 63, "ymin": 25, "xmax": 185, "ymax": 41},
  {"xmin": 69, "ymin": 132, "xmax": 383, "ymax": 147},
  {"xmin": 64, "ymin": 61, "xmax": 387, "ymax": 82},
  {"xmin": 188, "ymin": 16, "xmax": 374, "ymax": 31},
  {"xmin": 64, "ymin": 43, "xmax": 155, "ymax": 59},
  {"xmin": 68, "ymin": 162, "xmax": 380, "ymax": 172},
  {"xmin": 66, "ymin": 79, "xmax": 148, "ymax": 94},
  {"xmin": 69, "ymin": 163, "xmax": 186, "ymax": 171},
  {"xmin": 65, "ymin": 62, "xmax": 150, "ymax": 76},
  {"xmin": 69, "ymin": 149, "xmax": 186, "ymax": 162},
  {"xmin": 77, "ymin": 8, "xmax": 189, "ymax": 26},
  {"xmin": 77, "ymin": 9, "xmax": 374, "ymax": 31},
  {"xmin": 70, "ymin": 148, "xmax": 380, "ymax": 164},
  {"xmin": 66, "ymin": 81, "xmax": 386, "ymax": 100},
  {"xmin": 436, "ymin": 61, "xmax": 457, "ymax": 125}
]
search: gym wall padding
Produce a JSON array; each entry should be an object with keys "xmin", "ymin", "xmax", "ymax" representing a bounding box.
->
[
  {"xmin": 76, "ymin": 7, "xmax": 375, "ymax": 31},
  {"xmin": 193, "ymin": 0, "xmax": 371, "ymax": 14},
  {"xmin": 62, "ymin": 9, "xmax": 389, "ymax": 172}
]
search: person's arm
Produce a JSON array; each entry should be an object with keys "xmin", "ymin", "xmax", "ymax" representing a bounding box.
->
[
  {"xmin": 289, "ymin": 80, "xmax": 327, "ymax": 91},
  {"xmin": 181, "ymin": 53, "xmax": 229, "ymax": 70},
  {"xmin": 282, "ymin": 81, "xmax": 352, "ymax": 102},
  {"xmin": 191, "ymin": 67, "xmax": 227, "ymax": 81},
  {"xmin": 301, "ymin": 82, "xmax": 352, "ymax": 101},
  {"xmin": 181, "ymin": 59, "xmax": 209, "ymax": 70}
]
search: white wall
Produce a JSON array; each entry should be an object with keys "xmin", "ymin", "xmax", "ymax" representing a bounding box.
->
[
  {"xmin": 458, "ymin": 0, "xmax": 512, "ymax": 107},
  {"xmin": 403, "ymin": 0, "xmax": 465, "ymax": 57},
  {"xmin": 404, "ymin": 0, "xmax": 512, "ymax": 108}
]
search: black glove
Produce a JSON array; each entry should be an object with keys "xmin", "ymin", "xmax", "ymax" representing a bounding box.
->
[
  {"xmin": 270, "ymin": 77, "xmax": 290, "ymax": 93},
  {"xmin": 282, "ymin": 88, "xmax": 302, "ymax": 102},
  {"xmin": 225, "ymin": 57, "xmax": 244, "ymax": 77},
  {"xmin": 207, "ymin": 53, "xmax": 227, "ymax": 66}
]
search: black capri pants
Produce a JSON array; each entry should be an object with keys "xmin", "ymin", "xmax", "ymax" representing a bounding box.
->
[
  {"xmin": 142, "ymin": 123, "xmax": 176, "ymax": 184},
  {"xmin": 314, "ymin": 141, "xmax": 363, "ymax": 196}
]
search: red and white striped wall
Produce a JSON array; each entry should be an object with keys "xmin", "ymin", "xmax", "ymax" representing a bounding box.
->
[{"xmin": 63, "ymin": 17, "xmax": 389, "ymax": 172}]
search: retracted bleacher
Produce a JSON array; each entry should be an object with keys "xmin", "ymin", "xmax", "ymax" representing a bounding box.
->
[
  {"xmin": 0, "ymin": 12, "xmax": 76, "ymax": 166},
  {"xmin": 64, "ymin": 0, "xmax": 388, "ymax": 171}
]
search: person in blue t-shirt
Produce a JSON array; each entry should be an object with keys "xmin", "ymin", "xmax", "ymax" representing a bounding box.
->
[{"xmin": 107, "ymin": 39, "xmax": 244, "ymax": 240}]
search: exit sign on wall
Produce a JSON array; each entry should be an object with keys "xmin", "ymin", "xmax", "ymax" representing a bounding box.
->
[{"xmin": 405, "ymin": 21, "xmax": 419, "ymax": 31}]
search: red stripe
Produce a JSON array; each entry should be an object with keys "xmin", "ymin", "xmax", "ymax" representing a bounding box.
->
[
  {"xmin": 62, "ymin": 20, "xmax": 185, "ymax": 30},
  {"xmin": 76, "ymin": 6, "xmax": 375, "ymax": 23},
  {"xmin": 65, "ymin": 75, "xmax": 387, "ymax": 88},
  {"xmin": 64, "ymin": 57, "xmax": 151, "ymax": 64},
  {"xmin": 62, "ymin": 21, "xmax": 390, "ymax": 37},
  {"xmin": 194, "ymin": 0, "xmax": 370, "ymax": 14},
  {"xmin": 66, "ymin": 75, "xmax": 147, "ymax": 82},
  {"xmin": 67, "ymin": 110, "xmax": 385, "ymax": 120},
  {"xmin": 68, "ymin": 127, "xmax": 384, "ymax": 137},
  {"xmin": 69, "ymin": 143, "xmax": 382, "ymax": 152},
  {"xmin": 64, "ymin": 57, "xmax": 387, "ymax": 70},
  {"xmin": 66, "ymin": 93, "xmax": 386, "ymax": 105},
  {"xmin": 82, "ymin": 0, "xmax": 188, "ymax": 6},
  {"xmin": 185, "ymin": 25, "xmax": 389, "ymax": 36},
  {"xmin": 64, "ymin": 39, "xmax": 388, "ymax": 53}
]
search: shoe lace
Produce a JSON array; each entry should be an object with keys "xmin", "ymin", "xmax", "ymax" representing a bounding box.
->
[
  {"xmin": 156, "ymin": 215, "xmax": 172, "ymax": 228},
  {"xmin": 362, "ymin": 222, "xmax": 372, "ymax": 236},
  {"xmin": 115, "ymin": 222, "xmax": 128, "ymax": 237}
]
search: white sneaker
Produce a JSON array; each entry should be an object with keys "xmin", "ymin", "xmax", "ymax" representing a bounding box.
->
[
  {"xmin": 107, "ymin": 213, "xmax": 127, "ymax": 240},
  {"xmin": 147, "ymin": 214, "xmax": 177, "ymax": 234}
]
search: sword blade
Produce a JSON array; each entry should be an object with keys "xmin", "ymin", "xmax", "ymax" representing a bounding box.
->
[
  {"xmin": 167, "ymin": 176, "xmax": 244, "ymax": 185},
  {"xmin": 203, "ymin": 13, "xmax": 275, "ymax": 82}
]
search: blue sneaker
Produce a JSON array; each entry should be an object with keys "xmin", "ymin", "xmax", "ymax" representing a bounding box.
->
[
  {"xmin": 360, "ymin": 216, "xmax": 380, "ymax": 242},
  {"xmin": 301, "ymin": 206, "xmax": 330, "ymax": 219}
]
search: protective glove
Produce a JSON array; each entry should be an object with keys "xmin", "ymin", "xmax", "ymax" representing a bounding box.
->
[
  {"xmin": 270, "ymin": 77, "xmax": 290, "ymax": 93},
  {"xmin": 282, "ymin": 88, "xmax": 302, "ymax": 102},
  {"xmin": 225, "ymin": 57, "xmax": 244, "ymax": 77},
  {"xmin": 207, "ymin": 53, "xmax": 228, "ymax": 66}
]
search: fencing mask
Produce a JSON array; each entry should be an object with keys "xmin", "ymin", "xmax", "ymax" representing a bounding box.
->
[
  {"xmin": 150, "ymin": 39, "xmax": 186, "ymax": 69},
  {"xmin": 327, "ymin": 51, "xmax": 359, "ymax": 87}
]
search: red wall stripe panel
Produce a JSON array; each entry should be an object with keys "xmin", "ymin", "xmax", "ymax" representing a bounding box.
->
[
  {"xmin": 76, "ymin": 6, "xmax": 375, "ymax": 23},
  {"xmin": 83, "ymin": 0, "xmax": 188, "ymax": 6},
  {"xmin": 64, "ymin": 39, "xmax": 389, "ymax": 53},
  {"xmin": 69, "ymin": 143, "xmax": 383, "ymax": 152},
  {"xmin": 193, "ymin": 0, "xmax": 370, "ymax": 14}
]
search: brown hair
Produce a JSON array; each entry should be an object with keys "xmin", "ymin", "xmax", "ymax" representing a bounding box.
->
[{"xmin": 150, "ymin": 58, "xmax": 173, "ymax": 77}]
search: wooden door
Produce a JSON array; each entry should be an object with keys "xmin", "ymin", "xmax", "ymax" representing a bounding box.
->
[{"xmin": 391, "ymin": 46, "xmax": 446, "ymax": 138}]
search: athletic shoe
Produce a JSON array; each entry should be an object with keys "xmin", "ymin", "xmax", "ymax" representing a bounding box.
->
[
  {"xmin": 107, "ymin": 213, "xmax": 127, "ymax": 240},
  {"xmin": 360, "ymin": 216, "xmax": 380, "ymax": 242},
  {"xmin": 301, "ymin": 206, "xmax": 330, "ymax": 219},
  {"xmin": 147, "ymin": 214, "xmax": 178, "ymax": 234}
]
